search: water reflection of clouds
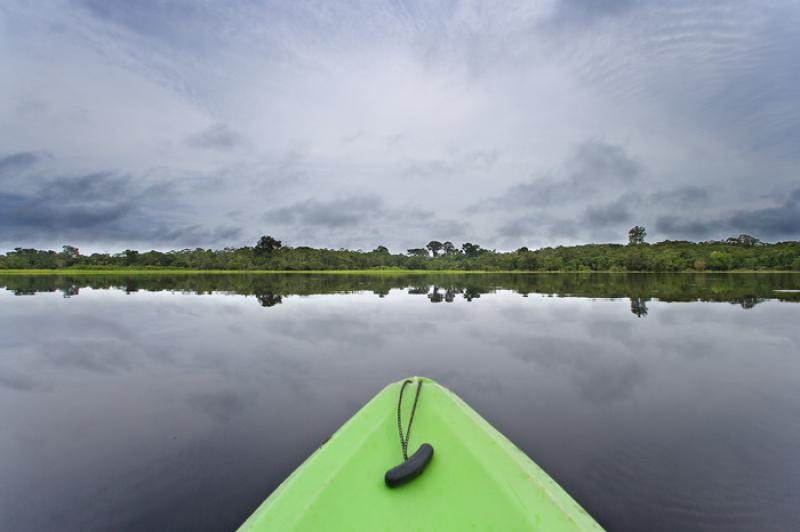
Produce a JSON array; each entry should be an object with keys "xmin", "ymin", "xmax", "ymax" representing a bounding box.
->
[
  {"xmin": 500, "ymin": 333, "xmax": 646, "ymax": 405},
  {"xmin": 0, "ymin": 370, "xmax": 37, "ymax": 392},
  {"xmin": 269, "ymin": 314, "xmax": 389, "ymax": 349},
  {"xmin": 2, "ymin": 291, "xmax": 795, "ymax": 412},
  {"xmin": 2, "ymin": 280, "xmax": 800, "ymax": 531},
  {"xmin": 189, "ymin": 389, "xmax": 250, "ymax": 424},
  {"xmin": 46, "ymin": 343, "xmax": 133, "ymax": 373}
]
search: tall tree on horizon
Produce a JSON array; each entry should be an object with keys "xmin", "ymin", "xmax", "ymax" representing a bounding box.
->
[
  {"xmin": 461, "ymin": 242, "xmax": 483, "ymax": 257},
  {"xmin": 255, "ymin": 235, "xmax": 282, "ymax": 256},
  {"xmin": 426, "ymin": 241, "xmax": 444, "ymax": 257},
  {"xmin": 61, "ymin": 245, "xmax": 80, "ymax": 258},
  {"xmin": 628, "ymin": 226, "xmax": 647, "ymax": 245}
]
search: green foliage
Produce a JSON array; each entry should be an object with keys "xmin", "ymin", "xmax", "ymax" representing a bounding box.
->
[
  {"xmin": 461, "ymin": 242, "xmax": 484, "ymax": 257},
  {"xmin": 407, "ymin": 248, "xmax": 428, "ymax": 257},
  {"xmin": 708, "ymin": 251, "xmax": 733, "ymax": 270},
  {"xmin": 62, "ymin": 245, "xmax": 80, "ymax": 262},
  {"xmin": 255, "ymin": 235, "xmax": 282, "ymax": 256},
  {"xmin": 628, "ymin": 225, "xmax": 647, "ymax": 245},
  {"xmin": 426, "ymin": 241, "xmax": 444, "ymax": 257},
  {"xmin": 2, "ymin": 238, "xmax": 799, "ymax": 272},
  {"xmin": 624, "ymin": 250, "xmax": 648, "ymax": 271}
]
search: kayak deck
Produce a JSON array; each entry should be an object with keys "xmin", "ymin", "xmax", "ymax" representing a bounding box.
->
[{"xmin": 239, "ymin": 377, "xmax": 603, "ymax": 531}]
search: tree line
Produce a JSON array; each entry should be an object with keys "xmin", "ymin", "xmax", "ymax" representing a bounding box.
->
[{"xmin": 2, "ymin": 228, "xmax": 799, "ymax": 272}]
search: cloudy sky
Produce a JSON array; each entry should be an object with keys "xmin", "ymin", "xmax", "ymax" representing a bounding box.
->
[{"xmin": 1, "ymin": 0, "xmax": 798, "ymax": 252}]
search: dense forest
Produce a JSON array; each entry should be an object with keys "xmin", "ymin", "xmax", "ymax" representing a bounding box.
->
[{"xmin": 2, "ymin": 230, "xmax": 800, "ymax": 272}]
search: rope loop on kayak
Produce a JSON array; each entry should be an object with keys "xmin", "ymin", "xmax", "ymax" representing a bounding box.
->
[
  {"xmin": 396, "ymin": 378, "xmax": 423, "ymax": 460},
  {"xmin": 386, "ymin": 378, "xmax": 433, "ymax": 487}
]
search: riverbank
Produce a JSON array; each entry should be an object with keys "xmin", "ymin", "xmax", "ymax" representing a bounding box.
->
[
  {"xmin": 1, "ymin": 268, "xmax": 797, "ymax": 275},
  {"xmin": 5, "ymin": 240, "xmax": 799, "ymax": 272}
]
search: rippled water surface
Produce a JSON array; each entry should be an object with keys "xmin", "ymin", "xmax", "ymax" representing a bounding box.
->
[{"xmin": 1, "ymin": 273, "xmax": 799, "ymax": 531}]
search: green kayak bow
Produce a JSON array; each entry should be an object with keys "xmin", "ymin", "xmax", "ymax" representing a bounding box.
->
[{"xmin": 239, "ymin": 377, "xmax": 603, "ymax": 531}]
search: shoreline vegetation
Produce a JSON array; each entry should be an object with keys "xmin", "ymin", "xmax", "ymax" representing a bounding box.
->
[
  {"xmin": 2, "ymin": 230, "xmax": 800, "ymax": 273},
  {"xmin": 1, "ymin": 269, "xmax": 798, "ymax": 275}
]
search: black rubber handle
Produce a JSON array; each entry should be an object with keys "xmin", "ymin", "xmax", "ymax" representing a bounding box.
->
[{"xmin": 384, "ymin": 443, "xmax": 434, "ymax": 488}]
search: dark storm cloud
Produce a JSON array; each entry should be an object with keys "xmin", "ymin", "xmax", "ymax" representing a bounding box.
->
[
  {"xmin": 0, "ymin": 172, "xmax": 135, "ymax": 230},
  {"xmin": 727, "ymin": 195, "xmax": 800, "ymax": 237},
  {"xmin": 263, "ymin": 196, "xmax": 382, "ymax": 228},
  {"xmin": 262, "ymin": 195, "xmax": 470, "ymax": 248},
  {"xmin": 549, "ymin": 221, "xmax": 580, "ymax": 240},
  {"xmin": 0, "ymin": 151, "xmax": 46, "ymax": 176},
  {"xmin": 428, "ymin": 219, "xmax": 470, "ymax": 240},
  {"xmin": 496, "ymin": 218, "xmax": 538, "ymax": 240},
  {"xmin": 656, "ymin": 188, "xmax": 800, "ymax": 241},
  {"xmin": 474, "ymin": 141, "xmax": 642, "ymax": 211},
  {"xmin": 485, "ymin": 142, "xmax": 643, "ymax": 243},
  {"xmin": 562, "ymin": 140, "xmax": 642, "ymax": 184},
  {"xmin": 496, "ymin": 215, "xmax": 578, "ymax": 242},
  {"xmin": 0, "ymin": 172, "xmax": 240, "ymax": 246},
  {"xmin": 582, "ymin": 189, "xmax": 710, "ymax": 240},
  {"xmin": 654, "ymin": 217, "xmax": 722, "ymax": 240},
  {"xmin": 186, "ymin": 124, "xmax": 241, "ymax": 151},
  {"xmin": 582, "ymin": 196, "xmax": 633, "ymax": 227},
  {"xmin": 789, "ymin": 188, "xmax": 800, "ymax": 206},
  {"xmin": 496, "ymin": 177, "xmax": 799, "ymax": 245}
]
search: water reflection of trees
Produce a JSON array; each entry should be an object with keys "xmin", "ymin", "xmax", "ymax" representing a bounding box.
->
[
  {"xmin": 1, "ymin": 273, "xmax": 798, "ymax": 315},
  {"xmin": 425, "ymin": 287, "xmax": 460, "ymax": 303},
  {"xmin": 731, "ymin": 296, "xmax": 766, "ymax": 309},
  {"xmin": 630, "ymin": 297, "xmax": 649, "ymax": 317},
  {"xmin": 255, "ymin": 293, "xmax": 282, "ymax": 307}
]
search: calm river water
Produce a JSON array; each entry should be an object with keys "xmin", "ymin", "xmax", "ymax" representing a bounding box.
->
[{"xmin": 1, "ymin": 273, "xmax": 799, "ymax": 531}]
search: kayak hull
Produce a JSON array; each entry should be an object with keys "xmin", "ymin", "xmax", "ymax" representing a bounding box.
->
[{"xmin": 239, "ymin": 377, "xmax": 603, "ymax": 531}]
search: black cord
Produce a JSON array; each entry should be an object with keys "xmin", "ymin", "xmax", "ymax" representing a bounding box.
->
[{"xmin": 396, "ymin": 379, "xmax": 423, "ymax": 460}]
